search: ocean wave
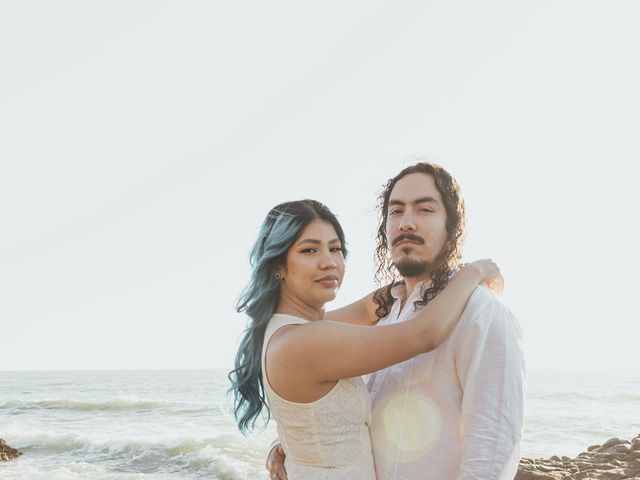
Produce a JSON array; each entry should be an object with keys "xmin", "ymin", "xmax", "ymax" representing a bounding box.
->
[
  {"xmin": 527, "ymin": 391, "xmax": 640, "ymax": 402},
  {"xmin": 4, "ymin": 430, "xmax": 267, "ymax": 479},
  {"xmin": 0, "ymin": 398, "xmax": 213, "ymax": 413},
  {"xmin": 12, "ymin": 430, "xmax": 240, "ymax": 454}
]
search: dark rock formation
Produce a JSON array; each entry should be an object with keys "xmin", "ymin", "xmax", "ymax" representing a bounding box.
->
[
  {"xmin": 0, "ymin": 438, "xmax": 22, "ymax": 461},
  {"xmin": 517, "ymin": 434, "xmax": 640, "ymax": 479}
]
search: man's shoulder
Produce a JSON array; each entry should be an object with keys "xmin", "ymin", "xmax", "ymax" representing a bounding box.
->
[
  {"xmin": 466, "ymin": 285, "xmax": 502, "ymax": 309},
  {"xmin": 462, "ymin": 286, "xmax": 518, "ymax": 329}
]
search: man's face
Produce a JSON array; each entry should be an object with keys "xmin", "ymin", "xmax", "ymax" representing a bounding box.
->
[{"xmin": 385, "ymin": 172, "xmax": 449, "ymax": 279}]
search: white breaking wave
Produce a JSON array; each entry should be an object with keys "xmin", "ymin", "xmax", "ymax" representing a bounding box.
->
[
  {"xmin": 9, "ymin": 430, "xmax": 240, "ymax": 456},
  {"xmin": 0, "ymin": 398, "xmax": 213, "ymax": 413},
  {"xmin": 1, "ymin": 429, "xmax": 267, "ymax": 479}
]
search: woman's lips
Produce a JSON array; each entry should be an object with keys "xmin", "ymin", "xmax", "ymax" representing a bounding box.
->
[{"xmin": 316, "ymin": 276, "xmax": 339, "ymax": 287}]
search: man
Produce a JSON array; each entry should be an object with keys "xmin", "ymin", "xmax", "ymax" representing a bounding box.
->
[{"xmin": 267, "ymin": 162, "xmax": 525, "ymax": 479}]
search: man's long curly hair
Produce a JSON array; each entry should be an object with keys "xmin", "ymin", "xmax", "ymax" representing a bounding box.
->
[{"xmin": 373, "ymin": 162, "xmax": 467, "ymax": 319}]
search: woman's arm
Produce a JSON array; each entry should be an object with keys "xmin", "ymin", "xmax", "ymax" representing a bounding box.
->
[
  {"xmin": 323, "ymin": 292, "xmax": 378, "ymax": 325},
  {"xmin": 411, "ymin": 259, "xmax": 502, "ymax": 348},
  {"xmin": 325, "ymin": 260, "xmax": 501, "ymax": 327},
  {"xmin": 271, "ymin": 261, "xmax": 500, "ymax": 383}
]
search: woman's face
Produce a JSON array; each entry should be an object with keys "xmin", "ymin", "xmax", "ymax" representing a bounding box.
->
[{"xmin": 280, "ymin": 219, "xmax": 345, "ymax": 309}]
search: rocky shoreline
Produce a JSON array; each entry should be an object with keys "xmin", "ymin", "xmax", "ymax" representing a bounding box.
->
[
  {"xmin": 517, "ymin": 435, "xmax": 640, "ymax": 479},
  {"xmin": 0, "ymin": 439, "xmax": 22, "ymax": 461}
]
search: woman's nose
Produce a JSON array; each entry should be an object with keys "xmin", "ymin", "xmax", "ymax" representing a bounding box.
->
[{"xmin": 320, "ymin": 251, "xmax": 338, "ymax": 268}]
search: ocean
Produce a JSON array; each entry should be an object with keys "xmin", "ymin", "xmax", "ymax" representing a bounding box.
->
[{"xmin": 0, "ymin": 369, "xmax": 638, "ymax": 479}]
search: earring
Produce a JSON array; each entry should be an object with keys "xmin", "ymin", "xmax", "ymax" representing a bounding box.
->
[{"xmin": 275, "ymin": 272, "xmax": 282, "ymax": 280}]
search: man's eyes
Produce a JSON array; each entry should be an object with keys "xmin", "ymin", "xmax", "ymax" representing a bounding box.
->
[{"xmin": 389, "ymin": 208, "xmax": 433, "ymax": 215}]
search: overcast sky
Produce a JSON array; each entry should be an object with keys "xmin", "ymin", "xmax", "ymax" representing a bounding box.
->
[{"xmin": 1, "ymin": 1, "xmax": 639, "ymax": 373}]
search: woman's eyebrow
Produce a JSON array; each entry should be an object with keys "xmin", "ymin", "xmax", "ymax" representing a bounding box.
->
[{"xmin": 297, "ymin": 238, "xmax": 340, "ymax": 245}]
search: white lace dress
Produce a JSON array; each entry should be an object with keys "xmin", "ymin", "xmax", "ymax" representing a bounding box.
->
[{"xmin": 261, "ymin": 314, "xmax": 376, "ymax": 479}]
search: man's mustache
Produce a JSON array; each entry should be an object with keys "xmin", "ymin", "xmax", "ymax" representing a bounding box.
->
[{"xmin": 392, "ymin": 233, "xmax": 425, "ymax": 246}]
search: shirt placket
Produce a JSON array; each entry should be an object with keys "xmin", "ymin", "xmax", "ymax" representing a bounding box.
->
[{"xmin": 368, "ymin": 296, "xmax": 403, "ymax": 400}]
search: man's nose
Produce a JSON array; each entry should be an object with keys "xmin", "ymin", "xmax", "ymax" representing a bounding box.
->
[{"xmin": 399, "ymin": 212, "xmax": 417, "ymax": 232}]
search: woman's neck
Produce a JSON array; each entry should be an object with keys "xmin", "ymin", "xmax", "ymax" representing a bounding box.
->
[{"xmin": 276, "ymin": 293, "xmax": 324, "ymax": 321}]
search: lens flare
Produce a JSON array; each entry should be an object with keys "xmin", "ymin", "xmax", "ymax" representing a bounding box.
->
[{"xmin": 371, "ymin": 392, "xmax": 442, "ymax": 464}]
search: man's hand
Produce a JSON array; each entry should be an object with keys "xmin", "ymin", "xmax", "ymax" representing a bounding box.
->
[{"xmin": 266, "ymin": 443, "xmax": 288, "ymax": 480}]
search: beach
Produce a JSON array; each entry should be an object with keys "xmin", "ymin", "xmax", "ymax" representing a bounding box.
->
[{"xmin": 1, "ymin": 369, "xmax": 638, "ymax": 479}]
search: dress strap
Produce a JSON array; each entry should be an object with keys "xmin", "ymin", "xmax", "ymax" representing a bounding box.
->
[
  {"xmin": 264, "ymin": 313, "xmax": 308, "ymax": 342},
  {"xmin": 261, "ymin": 314, "xmax": 309, "ymax": 397}
]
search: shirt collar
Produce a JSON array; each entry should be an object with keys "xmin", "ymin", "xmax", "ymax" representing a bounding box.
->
[
  {"xmin": 390, "ymin": 279, "xmax": 431, "ymax": 302},
  {"xmin": 389, "ymin": 267, "xmax": 460, "ymax": 304}
]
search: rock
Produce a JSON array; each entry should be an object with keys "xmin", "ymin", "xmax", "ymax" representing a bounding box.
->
[
  {"xmin": 515, "ymin": 469, "xmax": 568, "ymax": 480},
  {"xmin": 593, "ymin": 453, "xmax": 615, "ymax": 463},
  {"xmin": 518, "ymin": 434, "xmax": 640, "ymax": 480},
  {"xmin": 602, "ymin": 438, "xmax": 630, "ymax": 449},
  {"xmin": 601, "ymin": 444, "xmax": 631, "ymax": 455},
  {"xmin": 0, "ymin": 439, "xmax": 22, "ymax": 461}
]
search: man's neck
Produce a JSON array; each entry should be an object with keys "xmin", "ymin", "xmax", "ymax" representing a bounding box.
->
[{"xmin": 403, "ymin": 273, "xmax": 431, "ymax": 299}]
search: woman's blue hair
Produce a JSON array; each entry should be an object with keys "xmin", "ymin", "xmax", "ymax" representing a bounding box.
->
[{"xmin": 228, "ymin": 199, "xmax": 347, "ymax": 435}]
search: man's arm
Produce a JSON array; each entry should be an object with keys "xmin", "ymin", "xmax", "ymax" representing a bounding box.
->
[{"xmin": 455, "ymin": 295, "xmax": 526, "ymax": 480}]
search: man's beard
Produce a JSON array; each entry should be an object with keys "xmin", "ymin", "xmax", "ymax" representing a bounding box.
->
[{"xmin": 394, "ymin": 256, "xmax": 430, "ymax": 278}]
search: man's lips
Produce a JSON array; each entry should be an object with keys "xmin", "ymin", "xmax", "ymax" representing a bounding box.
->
[{"xmin": 395, "ymin": 239, "xmax": 420, "ymax": 246}]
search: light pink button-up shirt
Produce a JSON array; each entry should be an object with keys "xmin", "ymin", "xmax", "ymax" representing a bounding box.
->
[{"xmin": 367, "ymin": 281, "xmax": 525, "ymax": 480}]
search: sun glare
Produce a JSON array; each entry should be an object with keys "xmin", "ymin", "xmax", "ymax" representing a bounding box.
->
[{"xmin": 371, "ymin": 393, "xmax": 442, "ymax": 463}]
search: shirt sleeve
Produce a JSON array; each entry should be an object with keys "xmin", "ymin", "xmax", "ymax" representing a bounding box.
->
[
  {"xmin": 268, "ymin": 435, "xmax": 282, "ymax": 455},
  {"xmin": 454, "ymin": 296, "xmax": 526, "ymax": 480}
]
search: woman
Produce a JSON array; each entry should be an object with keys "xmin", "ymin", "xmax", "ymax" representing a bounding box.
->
[{"xmin": 229, "ymin": 200, "xmax": 500, "ymax": 479}]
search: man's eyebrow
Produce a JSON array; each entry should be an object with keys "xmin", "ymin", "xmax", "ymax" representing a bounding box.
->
[
  {"xmin": 389, "ymin": 196, "xmax": 440, "ymax": 206},
  {"xmin": 414, "ymin": 196, "xmax": 440, "ymax": 205}
]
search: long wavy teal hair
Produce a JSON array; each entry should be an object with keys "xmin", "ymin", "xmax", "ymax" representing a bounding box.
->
[{"xmin": 228, "ymin": 199, "xmax": 348, "ymax": 435}]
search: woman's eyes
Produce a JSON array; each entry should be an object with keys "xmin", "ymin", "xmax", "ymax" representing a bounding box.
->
[{"xmin": 300, "ymin": 247, "xmax": 342, "ymax": 254}]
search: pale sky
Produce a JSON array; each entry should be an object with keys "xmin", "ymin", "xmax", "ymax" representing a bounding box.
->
[{"xmin": 1, "ymin": 1, "xmax": 639, "ymax": 373}]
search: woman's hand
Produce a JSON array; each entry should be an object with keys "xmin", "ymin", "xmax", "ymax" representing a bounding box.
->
[{"xmin": 467, "ymin": 259, "xmax": 504, "ymax": 294}]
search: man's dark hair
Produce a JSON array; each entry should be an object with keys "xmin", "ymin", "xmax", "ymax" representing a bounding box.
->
[{"xmin": 373, "ymin": 161, "xmax": 466, "ymax": 319}]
